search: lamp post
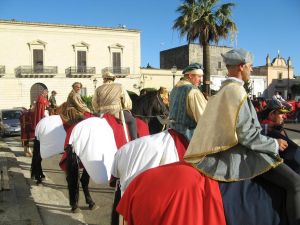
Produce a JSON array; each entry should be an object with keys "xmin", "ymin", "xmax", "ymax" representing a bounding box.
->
[
  {"xmin": 171, "ymin": 65, "xmax": 177, "ymax": 88},
  {"xmin": 93, "ymin": 77, "xmax": 98, "ymax": 89}
]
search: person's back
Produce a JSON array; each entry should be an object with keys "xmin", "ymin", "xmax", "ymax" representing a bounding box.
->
[
  {"xmin": 33, "ymin": 89, "xmax": 49, "ymax": 128},
  {"xmin": 93, "ymin": 82, "xmax": 125, "ymax": 118},
  {"xmin": 92, "ymin": 71, "xmax": 136, "ymax": 140}
]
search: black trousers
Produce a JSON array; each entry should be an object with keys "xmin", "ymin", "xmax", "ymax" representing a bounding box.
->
[
  {"xmin": 261, "ymin": 163, "xmax": 300, "ymax": 225},
  {"xmin": 123, "ymin": 111, "xmax": 137, "ymax": 140}
]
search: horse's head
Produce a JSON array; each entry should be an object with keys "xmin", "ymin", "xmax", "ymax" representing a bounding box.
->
[
  {"xmin": 55, "ymin": 102, "xmax": 67, "ymax": 115},
  {"xmin": 152, "ymin": 92, "xmax": 169, "ymax": 119},
  {"xmin": 132, "ymin": 91, "xmax": 169, "ymax": 123}
]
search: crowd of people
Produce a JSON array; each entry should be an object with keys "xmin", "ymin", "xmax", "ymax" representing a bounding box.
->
[{"xmin": 19, "ymin": 48, "xmax": 300, "ymax": 224}]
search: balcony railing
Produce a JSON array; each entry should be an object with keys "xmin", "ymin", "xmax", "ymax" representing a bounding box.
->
[
  {"xmin": 65, "ymin": 66, "xmax": 96, "ymax": 78},
  {"xmin": 0, "ymin": 65, "xmax": 5, "ymax": 77},
  {"xmin": 102, "ymin": 67, "xmax": 130, "ymax": 78},
  {"xmin": 15, "ymin": 66, "xmax": 57, "ymax": 78}
]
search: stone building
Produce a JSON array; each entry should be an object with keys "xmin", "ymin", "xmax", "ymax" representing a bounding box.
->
[
  {"xmin": 160, "ymin": 43, "xmax": 232, "ymax": 75},
  {"xmin": 253, "ymin": 53, "xmax": 295, "ymax": 99},
  {"xmin": 0, "ymin": 19, "xmax": 141, "ymax": 109}
]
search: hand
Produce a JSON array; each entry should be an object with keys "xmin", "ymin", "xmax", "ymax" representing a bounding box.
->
[{"xmin": 277, "ymin": 139, "xmax": 288, "ymax": 151}]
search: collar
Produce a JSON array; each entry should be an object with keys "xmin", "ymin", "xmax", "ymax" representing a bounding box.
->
[{"xmin": 226, "ymin": 77, "xmax": 244, "ymax": 86}]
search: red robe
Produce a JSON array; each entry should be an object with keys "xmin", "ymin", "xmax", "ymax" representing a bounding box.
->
[
  {"xmin": 33, "ymin": 95, "xmax": 49, "ymax": 128},
  {"xmin": 117, "ymin": 161, "xmax": 226, "ymax": 225},
  {"xmin": 20, "ymin": 110, "xmax": 35, "ymax": 141}
]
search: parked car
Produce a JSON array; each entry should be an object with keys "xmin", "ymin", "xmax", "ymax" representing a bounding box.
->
[{"xmin": 0, "ymin": 109, "xmax": 23, "ymax": 137}]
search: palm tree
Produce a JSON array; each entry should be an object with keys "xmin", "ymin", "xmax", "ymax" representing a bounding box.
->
[{"xmin": 173, "ymin": 0, "xmax": 237, "ymax": 95}]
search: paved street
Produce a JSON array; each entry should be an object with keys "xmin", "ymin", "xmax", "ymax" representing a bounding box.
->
[{"xmin": 1, "ymin": 136, "xmax": 114, "ymax": 225}]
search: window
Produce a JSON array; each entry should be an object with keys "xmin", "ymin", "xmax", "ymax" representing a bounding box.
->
[
  {"xmin": 218, "ymin": 61, "xmax": 222, "ymax": 69},
  {"xmin": 278, "ymin": 72, "xmax": 283, "ymax": 80},
  {"xmin": 112, "ymin": 52, "xmax": 121, "ymax": 74},
  {"xmin": 77, "ymin": 51, "xmax": 87, "ymax": 73},
  {"xmin": 33, "ymin": 49, "xmax": 44, "ymax": 73}
]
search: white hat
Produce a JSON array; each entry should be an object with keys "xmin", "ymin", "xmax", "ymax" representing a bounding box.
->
[{"xmin": 102, "ymin": 71, "xmax": 115, "ymax": 78}]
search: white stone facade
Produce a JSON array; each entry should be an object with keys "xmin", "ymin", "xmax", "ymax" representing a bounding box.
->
[{"xmin": 0, "ymin": 20, "xmax": 141, "ymax": 109}]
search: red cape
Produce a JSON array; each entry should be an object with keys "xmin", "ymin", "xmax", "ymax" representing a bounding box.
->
[
  {"xmin": 33, "ymin": 95, "xmax": 49, "ymax": 128},
  {"xmin": 117, "ymin": 161, "xmax": 226, "ymax": 225}
]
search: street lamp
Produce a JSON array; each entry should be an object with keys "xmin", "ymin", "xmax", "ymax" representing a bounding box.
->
[
  {"xmin": 93, "ymin": 77, "xmax": 98, "ymax": 89},
  {"xmin": 171, "ymin": 65, "xmax": 177, "ymax": 88}
]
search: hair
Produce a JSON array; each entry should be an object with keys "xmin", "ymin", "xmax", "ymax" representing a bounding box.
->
[
  {"xmin": 72, "ymin": 82, "xmax": 82, "ymax": 89},
  {"xmin": 51, "ymin": 90, "xmax": 57, "ymax": 94}
]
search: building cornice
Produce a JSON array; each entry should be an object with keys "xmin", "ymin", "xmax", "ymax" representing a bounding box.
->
[{"xmin": 0, "ymin": 19, "xmax": 140, "ymax": 33}]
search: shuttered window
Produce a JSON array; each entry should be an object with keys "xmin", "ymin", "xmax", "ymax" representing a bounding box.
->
[
  {"xmin": 33, "ymin": 49, "xmax": 43, "ymax": 73},
  {"xmin": 112, "ymin": 52, "xmax": 121, "ymax": 74},
  {"xmin": 77, "ymin": 51, "xmax": 87, "ymax": 72}
]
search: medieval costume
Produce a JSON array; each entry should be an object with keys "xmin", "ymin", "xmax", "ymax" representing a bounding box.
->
[
  {"xmin": 185, "ymin": 78, "xmax": 282, "ymax": 181},
  {"xmin": 20, "ymin": 109, "xmax": 35, "ymax": 156},
  {"xmin": 169, "ymin": 63, "xmax": 207, "ymax": 140},
  {"xmin": 92, "ymin": 71, "xmax": 137, "ymax": 140},
  {"xmin": 185, "ymin": 48, "xmax": 300, "ymax": 224},
  {"xmin": 61, "ymin": 86, "xmax": 91, "ymax": 125},
  {"xmin": 33, "ymin": 92, "xmax": 49, "ymax": 128},
  {"xmin": 48, "ymin": 90, "xmax": 57, "ymax": 115}
]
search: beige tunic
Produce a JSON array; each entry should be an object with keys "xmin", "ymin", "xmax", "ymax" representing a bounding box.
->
[
  {"xmin": 176, "ymin": 79, "xmax": 207, "ymax": 123},
  {"xmin": 92, "ymin": 81, "xmax": 132, "ymax": 119},
  {"xmin": 66, "ymin": 90, "xmax": 90, "ymax": 113}
]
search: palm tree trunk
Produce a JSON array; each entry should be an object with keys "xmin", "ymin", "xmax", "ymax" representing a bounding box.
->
[{"xmin": 203, "ymin": 44, "xmax": 211, "ymax": 96}]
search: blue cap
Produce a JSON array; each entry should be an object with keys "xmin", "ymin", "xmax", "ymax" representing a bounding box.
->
[
  {"xmin": 182, "ymin": 63, "xmax": 204, "ymax": 75},
  {"xmin": 221, "ymin": 48, "xmax": 253, "ymax": 66}
]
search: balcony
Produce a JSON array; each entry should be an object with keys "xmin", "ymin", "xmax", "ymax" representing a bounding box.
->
[
  {"xmin": 65, "ymin": 66, "xmax": 96, "ymax": 78},
  {"xmin": 0, "ymin": 65, "xmax": 5, "ymax": 77},
  {"xmin": 15, "ymin": 66, "xmax": 57, "ymax": 78},
  {"xmin": 102, "ymin": 67, "xmax": 130, "ymax": 78}
]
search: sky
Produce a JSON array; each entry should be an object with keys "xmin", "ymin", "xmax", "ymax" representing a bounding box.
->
[{"xmin": 0, "ymin": 0, "xmax": 299, "ymax": 75}]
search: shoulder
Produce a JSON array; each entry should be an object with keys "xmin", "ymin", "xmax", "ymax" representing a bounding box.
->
[{"xmin": 222, "ymin": 82, "xmax": 246, "ymax": 98}]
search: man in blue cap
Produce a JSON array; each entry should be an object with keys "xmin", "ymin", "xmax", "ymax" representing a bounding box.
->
[
  {"xmin": 169, "ymin": 63, "xmax": 207, "ymax": 140},
  {"xmin": 185, "ymin": 48, "xmax": 300, "ymax": 225}
]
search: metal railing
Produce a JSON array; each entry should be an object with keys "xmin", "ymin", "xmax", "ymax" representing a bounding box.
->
[
  {"xmin": 0, "ymin": 65, "xmax": 5, "ymax": 74},
  {"xmin": 102, "ymin": 67, "xmax": 130, "ymax": 77},
  {"xmin": 65, "ymin": 66, "xmax": 96, "ymax": 77},
  {"xmin": 15, "ymin": 66, "xmax": 57, "ymax": 77}
]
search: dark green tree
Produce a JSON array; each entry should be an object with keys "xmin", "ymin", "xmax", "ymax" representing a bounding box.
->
[{"xmin": 173, "ymin": 0, "xmax": 237, "ymax": 96}]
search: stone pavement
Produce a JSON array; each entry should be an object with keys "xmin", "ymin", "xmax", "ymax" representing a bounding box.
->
[{"xmin": 0, "ymin": 139, "xmax": 88, "ymax": 225}]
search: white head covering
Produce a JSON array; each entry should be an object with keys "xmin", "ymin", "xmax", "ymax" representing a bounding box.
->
[{"xmin": 102, "ymin": 71, "xmax": 115, "ymax": 78}]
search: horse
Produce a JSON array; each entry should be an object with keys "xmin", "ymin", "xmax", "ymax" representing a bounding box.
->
[
  {"xmin": 109, "ymin": 128, "xmax": 300, "ymax": 225},
  {"xmin": 132, "ymin": 91, "xmax": 169, "ymax": 134},
  {"xmin": 31, "ymin": 112, "xmax": 150, "ymax": 213}
]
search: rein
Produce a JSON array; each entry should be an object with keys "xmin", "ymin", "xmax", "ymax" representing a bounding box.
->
[
  {"xmin": 133, "ymin": 114, "xmax": 167, "ymax": 118},
  {"xmin": 284, "ymin": 127, "xmax": 300, "ymax": 134}
]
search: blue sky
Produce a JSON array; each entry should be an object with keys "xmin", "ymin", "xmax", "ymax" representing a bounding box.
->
[{"xmin": 1, "ymin": 0, "xmax": 299, "ymax": 75}]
